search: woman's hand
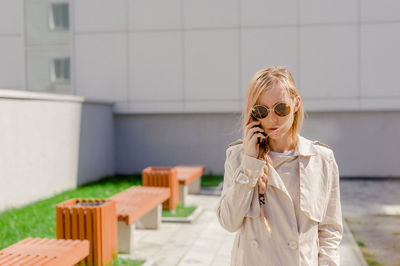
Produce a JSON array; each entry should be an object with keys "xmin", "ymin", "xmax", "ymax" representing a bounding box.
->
[{"xmin": 243, "ymin": 120, "xmax": 267, "ymax": 159}]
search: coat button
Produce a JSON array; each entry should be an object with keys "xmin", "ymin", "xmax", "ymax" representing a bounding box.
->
[
  {"xmin": 251, "ymin": 240, "xmax": 259, "ymax": 248},
  {"xmin": 288, "ymin": 240, "xmax": 298, "ymax": 250}
]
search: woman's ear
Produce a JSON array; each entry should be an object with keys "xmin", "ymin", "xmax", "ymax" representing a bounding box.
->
[{"xmin": 294, "ymin": 96, "xmax": 301, "ymax": 113}]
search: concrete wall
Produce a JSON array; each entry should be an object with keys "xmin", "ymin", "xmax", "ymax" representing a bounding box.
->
[
  {"xmin": 115, "ymin": 113, "xmax": 241, "ymax": 175},
  {"xmin": 0, "ymin": 90, "xmax": 116, "ymax": 211},
  {"xmin": 303, "ymin": 111, "xmax": 400, "ymax": 177},
  {"xmin": 77, "ymin": 100, "xmax": 115, "ymax": 185},
  {"xmin": 0, "ymin": 89, "xmax": 82, "ymax": 212},
  {"xmin": 115, "ymin": 111, "xmax": 400, "ymax": 178}
]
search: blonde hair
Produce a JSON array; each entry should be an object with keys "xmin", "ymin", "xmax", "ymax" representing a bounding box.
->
[{"xmin": 240, "ymin": 66, "xmax": 305, "ymax": 162}]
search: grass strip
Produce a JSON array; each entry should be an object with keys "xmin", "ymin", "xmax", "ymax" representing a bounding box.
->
[
  {"xmin": 162, "ymin": 204, "xmax": 196, "ymax": 218},
  {"xmin": 113, "ymin": 258, "xmax": 145, "ymax": 266},
  {"xmin": 201, "ymin": 174, "xmax": 223, "ymax": 187}
]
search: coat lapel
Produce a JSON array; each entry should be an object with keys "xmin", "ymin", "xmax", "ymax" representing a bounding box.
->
[
  {"xmin": 266, "ymin": 165, "xmax": 291, "ymax": 199},
  {"xmin": 297, "ymin": 136, "xmax": 324, "ymax": 222},
  {"xmin": 266, "ymin": 136, "xmax": 318, "ymax": 203}
]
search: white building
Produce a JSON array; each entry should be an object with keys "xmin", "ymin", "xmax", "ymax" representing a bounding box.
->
[{"xmin": 1, "ymin": 0, "xmax": 400, "ymax": 211}]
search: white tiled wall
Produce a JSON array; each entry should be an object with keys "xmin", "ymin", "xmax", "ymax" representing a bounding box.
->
[
  {"xmin": 240, "ymin": 0, "xmax": 297, "ymax": 26},
  {"xmin": 129, "ymin": 0, "xmax": 181, "ymax": 30},
  {"xmin": 184, "ymin": 29, "xmax": 239, "ymax": 101},
  {"xmin": 360, "ymin": 0, "xmax": 400, "ymax": 22},
  {"xmin": 0, "ymin": 0, "xmax": 24, "ymax": 89},
  {"xmin": 360, "ymin": 23, "xmax": 400, "ymax": 97},
  {"xmin": 74, "ymin": 0, "xmax": 127, "ymax": 32},
  {"xmin": 129, "ymin": 31, "xmax": 183, "ymax": 101},
  {"xmin": 0, "ymin": 0, "xmax": 23, "ymax": 35},
  {"xmin": 184, "ymin": 0, "xmax": 238, "ymax": 28},
  {"xmin": 299, "ymin": 25, "xmax": 358, "ymax": 98},
  {"xmin": 299, "ymin": 0, "xmax": 358, "ymax": 24},
  {"xmin": 241, "ymin": 27, "xmax": 297, "ymax": 98},
  {"xmin": 75, "ymin": 33, "xmax": 128, "ymax": 101},
  {"xmin": 0, "ymin": 36, "xmax": 24, "ymax": 88},
  {"xmin": 68, "ymin": 1, "xmax": 400, "ymax": 112}
]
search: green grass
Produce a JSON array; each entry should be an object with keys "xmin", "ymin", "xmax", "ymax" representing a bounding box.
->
[
  {"xmin": 357, "ymin": 240, "xmax": 366, "ymax": 247},
  {"xmin": 201, "ymin": 174, "xmax": 223, "ymax": 187},
  {"xmin": 162, "ymin": 204, "xmax": 196, "ymax": 218},
  {"xmin": 113, "ymin": 258, "xmax": 145, "ymax": 266},
  {"xmin": 0, "ymin": 174, "xmax": 141, "ymax": 250},
  {"xmin": 366, "ymin": 258, "xmax": 382, "ymax": 265}
]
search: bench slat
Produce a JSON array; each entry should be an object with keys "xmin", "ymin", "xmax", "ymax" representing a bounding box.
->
[
  {"xmin": 111, "ymin": 186, "xmax": 170, "ymax": 225},
  {"xmin": 176, "ymin": 166, "xmax": 205, "ymax": 186},
  {"xmin": 0, "ymin": 238, "xmax": 89, "ymax": 266}
]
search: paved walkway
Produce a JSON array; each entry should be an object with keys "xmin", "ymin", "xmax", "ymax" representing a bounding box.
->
[
  {"xmin": 341, "ymin": 178, "xmax": 400, "ymax": 216},
  {"xmin": 118, "ymin": 178, "xmax": 400, "ymax": 265}
]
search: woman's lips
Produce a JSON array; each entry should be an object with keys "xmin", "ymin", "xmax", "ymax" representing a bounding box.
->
[{"xmin": 268, "ymin": 128, "xmax": 278, "ymax": 131}]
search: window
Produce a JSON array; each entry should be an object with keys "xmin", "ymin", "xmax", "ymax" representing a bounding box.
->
[
  {"xmin": 51, "ymin": 57, "xmax": 70, "ymax": 83},
  {"xmin": 49, "ymin": 2, "xmax": 69, "ymax": 31}
]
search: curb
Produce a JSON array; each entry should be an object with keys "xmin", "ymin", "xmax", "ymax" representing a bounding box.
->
[
  {"xmin": 162, "ymin": 206, "xmax": 204, "ymax": 223},
  {"xmin": 342, "ymin": 219, "xmax": 368, "ymax": 266},
  {"xmin": 199, "ymin": 182, "xmax": 223, "ymax": 196}
]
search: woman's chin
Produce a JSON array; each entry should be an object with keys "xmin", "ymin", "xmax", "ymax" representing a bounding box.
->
[{"xmin": 268, "ymin": 130, "xmax": 289, "ymax": 140}]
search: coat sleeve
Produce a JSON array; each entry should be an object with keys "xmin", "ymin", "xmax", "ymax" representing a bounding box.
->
[
  {"xmin": 216, "ymin": 147, "xmax": 266, "ymax": 232},
  {"xmin": 318, "ymin": 151, "xmax": 343, "ymax": 266}
]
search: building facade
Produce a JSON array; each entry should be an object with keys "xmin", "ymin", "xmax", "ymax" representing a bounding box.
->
[{"xmin": 1, "ymin": 0, "xmax": 400, "ymax": 210}]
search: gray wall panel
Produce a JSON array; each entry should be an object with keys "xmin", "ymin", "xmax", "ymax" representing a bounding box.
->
[
  {"xmin": 115, "ymin": 113, "xmax": 242, "ymax": 175},
  {"xmin": 77, "ymin": 101, "xmax": 115, "ymax": 185},
  {"xmin": 115, "ymin": 112, "xmax": 400, "ymax": 178}
]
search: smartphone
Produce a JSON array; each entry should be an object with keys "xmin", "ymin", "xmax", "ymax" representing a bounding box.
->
[{"xmin": 250, "ymin": 113, "xmax": 268, "ymax": 149}]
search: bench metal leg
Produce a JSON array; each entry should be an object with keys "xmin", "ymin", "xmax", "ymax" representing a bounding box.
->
[
  {"xmin": 136, "ymin": 204, "xmax": 162, "ymax": 229},
  {"xmin": 188, "ymin": 177, "xmax": 201, "ymax": 194},
  {"xmin": 117, "ymin": 221, "xmax": 135, "ymax": 254},
  {"xmin": 179, "ymin": 184, "xmax": 188, "ymax": 206}
]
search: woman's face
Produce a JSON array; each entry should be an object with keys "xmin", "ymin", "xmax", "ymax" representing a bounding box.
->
[{"xmin": 256, "ymin": 82, "xmax": 300, "ymax": 141}]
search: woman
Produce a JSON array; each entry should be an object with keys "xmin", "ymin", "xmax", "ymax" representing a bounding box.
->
[{"xmin": 217, "ymin": 66, "xmax": 343, "ymax": 266}]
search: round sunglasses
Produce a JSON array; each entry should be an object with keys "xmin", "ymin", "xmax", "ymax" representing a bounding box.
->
[{"xmin": 251, "ymin": 102, "xmax": 291, "ymax": 119}]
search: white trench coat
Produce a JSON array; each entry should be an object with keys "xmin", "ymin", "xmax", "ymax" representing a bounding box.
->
[{"xmin": 217, "ymin": 135, "xmax": 343, "ymax": 266}]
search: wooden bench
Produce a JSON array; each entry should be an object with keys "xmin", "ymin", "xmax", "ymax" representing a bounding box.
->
[
  {"xmin": 142, "ymin": 167, "xmax": 178, "ymax": 210},
  {"xmin": 110, "ymin": 186, "xmax": 170, "ymax": 254},
  {"xmin": 0, "ymin": 237, "xmax": 89, "ymax": 266},
  {"xmin": 175, "ymin": 165, "xmax": 205, "ymax": 206}
]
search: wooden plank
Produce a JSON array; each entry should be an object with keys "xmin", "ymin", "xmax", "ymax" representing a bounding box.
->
[
  {"xmin": 56, "ymin": 207, "xmax": 64, "ymax": 239},
  {"xmin": 92, "ymin": 207, "xmax": 101, "ymax": 266},
  {"xmin": 72, "ymin": 208, "xmax": 79, "ymax": 240},
  {"xmin": 78, "ymin": 207, "xmax": 85, "ymax": 241},
  {"xmin": 0, "ymin": 238, "xmax": 89, "ymax": 266},
  {"xmin": 64, "ymin": 208, "xmax": 71, "ymax": 239},
  {"xmin": 112, "ymin": 186, "xmax": 170, "ymax": 225},
  {"xmin": 85, "ymin": 208, "xmax": 93, "ymax": 266}
]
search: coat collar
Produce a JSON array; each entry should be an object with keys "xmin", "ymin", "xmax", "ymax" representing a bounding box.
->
[{"xmin": 293, "ymin": 135, "xmax": 317, "ymax": 157}]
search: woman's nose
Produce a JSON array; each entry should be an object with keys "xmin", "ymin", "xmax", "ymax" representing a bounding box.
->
[{"xmin": 267, "ymin": 111, "xmax": 278, "ymax": 123}]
